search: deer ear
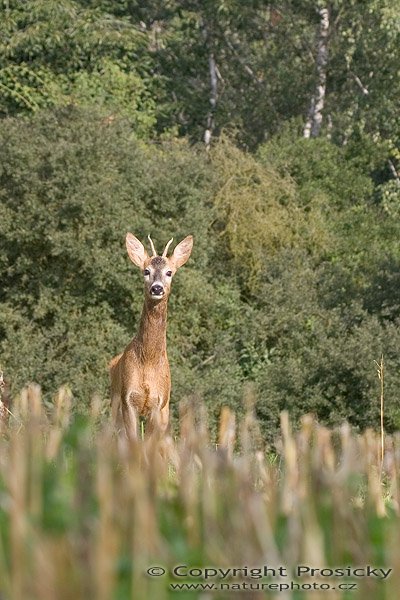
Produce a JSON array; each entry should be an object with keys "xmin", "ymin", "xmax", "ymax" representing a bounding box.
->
[
  {"xmin": 171, "ymin": 235, "xmax": 193, "ymax": 269},
  {"xmin": 126, "ymin": 233, "xmax": 148, "ymax": 269}
]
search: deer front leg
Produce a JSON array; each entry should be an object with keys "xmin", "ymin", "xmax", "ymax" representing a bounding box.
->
[
  {"xmin": 122, "ymin": 396, "xmax": 139, "ymax": 441},
  {"xmin": 111, "ymin": 394, "xmax": 123, "ymax": 433}
]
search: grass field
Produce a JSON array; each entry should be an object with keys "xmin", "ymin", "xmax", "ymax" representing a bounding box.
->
[{"xmin": 0, "ymin": 385, "xmax": 398, "ymax": 599}]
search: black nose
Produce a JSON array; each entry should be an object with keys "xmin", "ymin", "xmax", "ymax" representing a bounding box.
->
[{"xmin": 150, "ymin": 284, "xmax": 164, "ymax": 295}]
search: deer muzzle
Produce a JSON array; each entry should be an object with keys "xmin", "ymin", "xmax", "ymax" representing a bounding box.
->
[{"xmin": 150, "ymin": 283, "xmax": 165, "ymax": 299}]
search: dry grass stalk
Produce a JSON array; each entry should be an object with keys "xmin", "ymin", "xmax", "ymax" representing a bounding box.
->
[
  {"xmin": 375, "ymin": 355, "xmax": 385, "ymax": 473},
  {"xmin": 0, "ymin": 386, "xmax": 398, "ymax": 600},
  {"xmin": 218, "ymin": 406, "xmax": 236, "ymax": 459}
]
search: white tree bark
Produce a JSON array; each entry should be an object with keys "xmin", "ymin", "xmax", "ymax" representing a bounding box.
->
[
  {"xmin": 304, "ymin": 7, "xmax": 330, "ymax": 139},
  {"xmin": 204, "ymin": 51, "xmax": 218, "ymax": 149},
  {"xmin": 202, "ymin": 21, "xmax": 219, "ymax": 149}
]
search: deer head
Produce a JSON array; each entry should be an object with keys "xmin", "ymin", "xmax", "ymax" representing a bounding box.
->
[{"xmin": 125, "ymin": 233, "xmax": 193, "ymax": 301}]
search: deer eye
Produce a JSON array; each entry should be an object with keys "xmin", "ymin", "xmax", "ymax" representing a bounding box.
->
[
  {"xmin": 166, "ymin": 270, "xmax": 172, "ymax": 277},
  {"xmin": 143, "ymin": 269, "xmax": 150, "ymax": 276}
]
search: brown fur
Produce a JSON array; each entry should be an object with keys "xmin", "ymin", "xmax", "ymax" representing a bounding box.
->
[{"xmin": 109, "ymin": 233, "xmax": 193, "ymax": 439}]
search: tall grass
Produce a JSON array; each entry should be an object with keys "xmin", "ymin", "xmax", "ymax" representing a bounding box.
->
[{"xmin": 0, "ymin": 385, "xmax": 399, "ymax": 599}]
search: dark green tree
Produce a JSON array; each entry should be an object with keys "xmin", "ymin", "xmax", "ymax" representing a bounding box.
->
[{"xmin": 0, "ymin": 0, "xmax": 156, "ymax": 134}]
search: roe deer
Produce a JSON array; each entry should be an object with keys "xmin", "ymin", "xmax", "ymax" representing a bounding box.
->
[{"xmin": 109, "ymin": 233, "xmax": 193, "ymax": 439}]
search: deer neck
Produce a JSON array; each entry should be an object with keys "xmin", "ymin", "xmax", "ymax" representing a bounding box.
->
[{"xmin": 136, "ymin": 297, "xmax": 168, "ymax": 361}]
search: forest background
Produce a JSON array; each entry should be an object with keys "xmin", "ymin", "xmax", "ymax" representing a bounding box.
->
[{"xmin": 1, "ymin": 0, "xmax": 399, "ymax": 440}]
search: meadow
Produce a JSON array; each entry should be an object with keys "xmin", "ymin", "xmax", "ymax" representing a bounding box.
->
[{"xmin": 0, "ymin": 384, "xmax": 398, "ymax": 600}]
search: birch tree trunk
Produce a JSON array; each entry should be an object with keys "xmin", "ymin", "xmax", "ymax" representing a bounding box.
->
[
  {"xmin": 303, "ymin": 6, "xmax": 330, "ymax": 138},
  {"xmin": 204, "ymin": 52, "xmax": 218, "ymax": 149},
  {"xmin": 202, "ymin": 24, "xmax": 218, "ymax": 149}
]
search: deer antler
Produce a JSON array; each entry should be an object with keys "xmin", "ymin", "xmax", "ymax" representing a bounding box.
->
[
  {"xmin": 162, "ymin": 238, "xmax": 174, "ymax": 257},
  {"xmin": 147, "ymin": 234, "xmax": 158, "ymax": 257}
]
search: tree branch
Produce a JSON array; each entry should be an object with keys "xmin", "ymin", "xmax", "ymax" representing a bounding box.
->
[
  {"xmin": 350, "ymin": 71, "xmax": 369, "ymax": 96},
  {"xmin": 388, "ymin": 159, "xmax": 400, "ymax": 186}
]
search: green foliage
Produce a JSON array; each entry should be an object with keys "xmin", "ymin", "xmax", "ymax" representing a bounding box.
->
[
  {"xmin": 0, "ymin": 0, "xmax": 399, "ymax": 437},
  {"xmin": 377, "ymin": 180, "xmax": 400, "ymax": 218},
  {"xmin": 0, "ymin": 0, "xmax": 156, "ymax": 134},
  {"xmin": 0, "ymin": 108, "xmax": 214, "ymax": 401},
  {"xmin": 90, "ymin": 0, "xmax": 399, "ymax": 155},
  {"xmin": 253, "ymin": 132, "xmax": 400, "ymax": 438},
  {"xmin": 253, "ymin": 250, "xmax": 400, "ymax": 439},
  {"xmin": 211, "ymin": 137, "xmax": 330, "ymax": 291},
  {"xmin": 1, "ymin": 0, "xmax": 399, "ymax": 160},
  {"xmin": 1, "ymin": 108, "xmax": 400, "ymax": 439},
  {"xmin": 258, "ymin": 129, "xmax": 375, "ymax": 208}
]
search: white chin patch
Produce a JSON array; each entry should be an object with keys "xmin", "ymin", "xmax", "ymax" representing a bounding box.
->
[{"xmin": 151, "ymin": 294, "xmax": 164, "ymax": 300}]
